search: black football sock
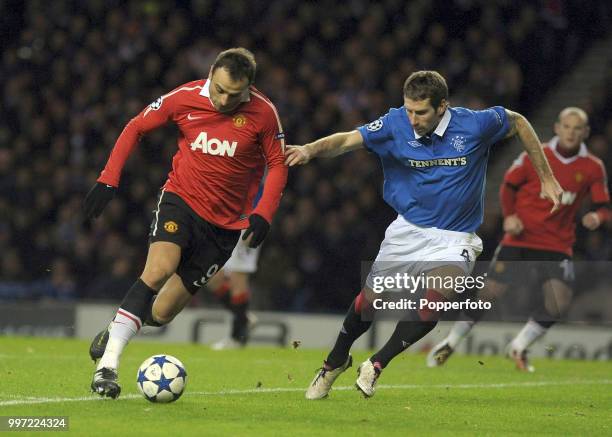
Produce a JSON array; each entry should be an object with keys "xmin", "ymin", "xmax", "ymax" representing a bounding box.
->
[
  {"xmin": 218, "ymin": 293, "xmax": 233, "ymax": 311},
  {"xmin": 231, "ymin": 301, "xmax": 250, "ymax": 343},
  {"xmin": 212, "ymin": 281, "xmax": 234, "ymax": 311},
  {"xmin": 144, "ymin": 295, "xmax": 164, "ymax": 327},
  {"xmin": 212, "ymin": 281, "xmax": 251, "ymax": 343},
  {"xmin": 370, "ymin": 320, "xmax": 437, "ymax": 368},
  {"xmin": 117, "ymin": 278, "xmax": 157, "ymax": 325},
  {"xmin": 534, "ymin": 319, "xmax": 555, "ymax": 329},
  {"xmin": 326, "ymin": 300, "xmax": 372, "ymax": 369}
]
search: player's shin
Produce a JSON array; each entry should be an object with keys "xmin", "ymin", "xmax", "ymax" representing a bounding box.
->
[
  {"xmin": 230, "ymin": 291, "xmax": 250, "ymax": 343},
  {"xmin": 510, "ymin": 319, "xmax": 548, "ymax": 352},
  {"xmin": 445, "ymin": 320, "xmax": 475, "ymax": 348},
  {"xmin": 371, "ymin": 320, "xmax": 437, "ymax": 368},
  {"xmin": 326, "ymin": 291, "xmax": 372, "ymax": 369},
  {"xmin": 434, "ymin": 282, "xmax": 490, "ymax": 349},
  {"xmin": 212, "ymin": 278, "xmax": 233, "ymax": 310},
  {"xmin": 98, "ymin": 279, "xmax": 156, "ymax": 370}
]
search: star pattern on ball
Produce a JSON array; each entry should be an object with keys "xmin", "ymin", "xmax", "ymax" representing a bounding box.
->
[
  {"xmin": 137, "ymin": 369, "xmax": 147, "ymax": 386},
  {"xmin": 151, "ymin": 355, "xmax": 168, "ymax": 367},
  {"xmin": 154, "ymin": 373, "xmax": 173, "ymax": 392}
]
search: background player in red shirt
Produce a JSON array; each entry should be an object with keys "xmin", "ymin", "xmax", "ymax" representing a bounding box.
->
[
  {"xmin": 83, "ymin": 48, "xmax": 288, "ymax": 398},
  {"xmin": 428, "ymin": 107, "xmax": 610, "ymax": 371}
]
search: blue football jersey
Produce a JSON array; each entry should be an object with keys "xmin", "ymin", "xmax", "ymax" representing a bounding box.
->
[{"xmin": 357, "ymin": 106, "xmax": 509, "ymax": 232}]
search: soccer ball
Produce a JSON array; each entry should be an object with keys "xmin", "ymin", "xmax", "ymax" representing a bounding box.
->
[{"xmin": 136, "ymin": 354, "xmax": 187, "ymax": 403}]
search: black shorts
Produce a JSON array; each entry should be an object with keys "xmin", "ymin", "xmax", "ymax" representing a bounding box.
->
[
  {"xmin": 487, "ymin": 244, "xmax": 574, "ymax": 287},
  {"xmin": 149, "ymin": 190, "xmax": 240, "ymax": 294}
]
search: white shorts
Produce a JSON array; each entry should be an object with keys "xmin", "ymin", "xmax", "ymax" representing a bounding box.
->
[
  {"xmin": 365, "ymin": 215, "xmax": 483, "ymax": 291},
  {"xmin": 223, "ymin": 230, "xmax": 261, "ymax": 274}
]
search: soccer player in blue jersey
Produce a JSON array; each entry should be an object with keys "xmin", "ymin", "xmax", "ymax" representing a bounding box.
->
[{"xmin": 285, "ymin": 71, "xmax": 563, "ymax": 399}]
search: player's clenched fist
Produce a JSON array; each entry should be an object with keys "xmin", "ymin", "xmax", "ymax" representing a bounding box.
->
[
  {"xmin": 84, "ymin": 182, "xmax": 116, "ymax": 219},
  {"xmin": 581, "ymin": 212, "xmax": 601, "ymax": 230},
  {"xmin": 503, "ymin": 214, "xmax": 524, "ymax": 236},
  {"xmin": 284, "ymin": 145, "xmax": 312, "ymax": 166},
  {"xmin": 242, "ymin": 214, "xmax": 270, "ymax": 248}
]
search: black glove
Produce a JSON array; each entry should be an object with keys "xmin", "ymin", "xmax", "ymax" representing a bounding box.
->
[
  {"xmin": 242, "ymin": 214, "xmax": 270, "ymax": 248},
  {"xmin": 84, "ymin": 182, "xmax": 116, "ymax": 219}
]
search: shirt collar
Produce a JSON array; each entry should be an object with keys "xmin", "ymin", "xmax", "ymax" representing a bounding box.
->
[
  {"xmin": 199, "ymin": 79, "xmax": 251, "ymax": 102},
  {"xmin": 413, "ymin": 109, "xmax": 452, "ymax": 139},
  {"xmin": 549, "ymin": 136, "xmax": 588, "ymax": 163}
]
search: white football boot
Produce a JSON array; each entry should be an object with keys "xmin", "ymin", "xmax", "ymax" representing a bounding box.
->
[
  {"xmin": 355, "ymin": 360, "xmax": 381, "ymax": 398},
  {"xmin": 305, "ymin": 354, "xmax": 352, "ymax": 400},
  {"xmin": 426, "ymin": 341, "xmax": 455, "ymax": 367}
]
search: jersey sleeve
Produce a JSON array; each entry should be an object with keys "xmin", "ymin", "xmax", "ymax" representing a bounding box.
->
[
  {"xmin": 356, "ymin": 112, "xmax": 393, "ymax": 154},
  {"xmin": 500, "ymin": 152, "xmax": 531, "ymax": 217},
  {"xmin": 589, "ymin": 159, "xmax": 610, "ymax": 204},
  {"xmin": 504, "ymin": 152, "xmax": 530, "ymax": 188},
  {"xmin": 499, "ymin": 182, "xmax": 517, "ymax": 217},
  {"xmin": 474, "ymin": 106, "xmax": 509, "ymax": 145},
  {"xmin": 251, "ymin": 104, "xmax": 288, "ymax": 224},
  {"xmin": 97, "ymin": 90, "xmax": 180, "ymax": 187}
]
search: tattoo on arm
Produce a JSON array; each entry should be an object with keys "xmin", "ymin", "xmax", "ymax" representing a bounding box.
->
[
  {"xmin": 504, "ymin": 110, "xmax": 519, "ymax": 139},
  {"xmin": 505, "ymin": 109, "xmax": 554, "ymax": 180}
]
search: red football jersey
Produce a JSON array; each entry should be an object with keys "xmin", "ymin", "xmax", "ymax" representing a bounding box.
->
[
  {"xmin": 97, "ymin": 79, "xmax": 288, "ymax": 229},
  {"xmin": 501, "ymin": 138, "xmax": 610, "ymax": 256}
]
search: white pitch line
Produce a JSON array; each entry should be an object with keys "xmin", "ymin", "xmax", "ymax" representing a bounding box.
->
[{"xmin": 1, "ymin": 380, "xmax": 610, "ymax": 407}]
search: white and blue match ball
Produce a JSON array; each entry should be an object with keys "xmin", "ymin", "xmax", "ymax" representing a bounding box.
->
[{"xmin": 136, "ymin": 354, "xmax": 187, "ymax": 403}]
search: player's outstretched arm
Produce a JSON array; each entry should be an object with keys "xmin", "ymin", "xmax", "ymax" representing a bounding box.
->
[
  {"xmin": 504, "ymin": 109, "xmax": 563, "ymax": 212},
  {"xmin": 84, "ymin": 93, "xmax": 177, "ymax": 219},
  {"xmin": 284, "ymin": 130, "xmax": 364, "ymax": 166}
]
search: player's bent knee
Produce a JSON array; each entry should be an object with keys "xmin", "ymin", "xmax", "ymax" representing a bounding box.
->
[{"xmin": 150, "ymin": 304, "xmax": 176, "ymax": 326}]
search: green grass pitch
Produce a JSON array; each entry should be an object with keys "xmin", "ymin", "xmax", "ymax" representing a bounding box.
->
[{"xmin": 0, "ymin": 336, "xmax": 610, "ymax": 436}]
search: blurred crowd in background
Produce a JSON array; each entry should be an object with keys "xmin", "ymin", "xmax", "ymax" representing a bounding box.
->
[{"xmin": 1, "ymin": 0, "xmax": 611, "ymax": 316}]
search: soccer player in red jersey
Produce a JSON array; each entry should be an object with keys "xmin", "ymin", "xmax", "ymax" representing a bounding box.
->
[
  {"xmin": 84, "ymin": 48, "xmax": 288, "ymax": 398},
  {"xmin": 428, "ymin": 107, "xmax": 610, "ymax": 371}
]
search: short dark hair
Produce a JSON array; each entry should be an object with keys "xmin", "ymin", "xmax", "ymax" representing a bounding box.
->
[
  {"xmin": 403, "ymin": 71, "xmax": 448, "ymax": 108},
  {"xmin": 211, "ymin": 47, "xmax": 256, "ymax": 84}
]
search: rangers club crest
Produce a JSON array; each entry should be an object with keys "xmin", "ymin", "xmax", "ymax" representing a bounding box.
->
[{"xmin": 450, "ymin": 135, "xmax": 466, "ymax": 152}]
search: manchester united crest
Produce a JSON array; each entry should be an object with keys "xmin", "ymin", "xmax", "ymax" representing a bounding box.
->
[
  {"xmin": 575, "ymin": 172, "xmax": 583, "ymax": 183},
  {"xmin": 233, "ymin": 114, "xmax": 247, "ymax": 128},
  {"xmin": 164, "ymin": 221, "xmax": 179, "ymax": 233}
]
